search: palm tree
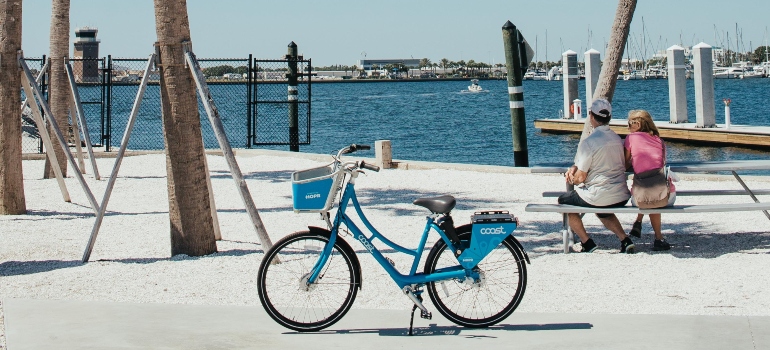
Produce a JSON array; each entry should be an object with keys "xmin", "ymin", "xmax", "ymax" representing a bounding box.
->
[
  {"xmin": 581, "ymin": 0, "xmax": 637, "ymax": 142},
  {"xmin": 153, "ymin": 0, "xmax": 217, "ymax": 256},
  {"xmin": 419, "ymin": 58, "xmax": 431, "ymax": 72},
  {"xmin": 440, "ymin": 58, "xmax": 449, "ymax": 76},
  {"xmin": 43, "ymin": 0, "xmax": 70, "ymax": 179},
  {"xmin": 0, "ymin": 0, "xmax": 27, "ymax": 215}
]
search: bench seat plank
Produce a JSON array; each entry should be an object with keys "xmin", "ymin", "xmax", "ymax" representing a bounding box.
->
[
  {"xmin": 541, "ymin": 190, "xmax": 770, "ymax": 198},
  {"xmin": 525, "ymin": 202, "xmax": 770, "ymax": 214}
]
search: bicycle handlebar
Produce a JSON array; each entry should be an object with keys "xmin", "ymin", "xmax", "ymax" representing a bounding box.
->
[
  {"xmin": 359, "ymin": 160, "xmax": 380, "ymax": 172},
  {"xmin": 337, "ymin": 144, "xmax": 371, "ymax": 158}
]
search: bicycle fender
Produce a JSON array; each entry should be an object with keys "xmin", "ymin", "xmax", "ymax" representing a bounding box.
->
[
  {"xmin": 456, "ymin": 224, "xmax": 530, "ymax": 265},
  {"xmin": 307, "ymin": 226, "xmax": 364, "ymax": 290}
]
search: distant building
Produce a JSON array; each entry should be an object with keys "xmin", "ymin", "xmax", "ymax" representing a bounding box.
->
[
  {"xmin": 73, "ymin": 27, "xmax": 100, "ymax": 82},
  {"xmin": 357, "ymin": 58, "xmax": 420, "ymax": 70}
]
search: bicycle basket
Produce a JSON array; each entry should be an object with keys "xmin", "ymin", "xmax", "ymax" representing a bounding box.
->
[{"xmin": 291, "ymin": 163, "xmax": 344, "ymax": 212}]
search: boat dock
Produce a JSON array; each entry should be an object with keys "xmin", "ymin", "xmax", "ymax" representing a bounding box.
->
[{"xmin": 534, "ymin": 118, "xmax": 770, "ymax": 148}]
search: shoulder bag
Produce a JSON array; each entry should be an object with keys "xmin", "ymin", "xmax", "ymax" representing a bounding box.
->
[{"xmin": 632, "ymin": 141, "xmax": 670, "ymax": 209}]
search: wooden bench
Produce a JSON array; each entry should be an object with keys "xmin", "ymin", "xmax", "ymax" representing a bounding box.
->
[{"xmin": 527, "ymin": 160, "xmax": 770, "ymax": 253}]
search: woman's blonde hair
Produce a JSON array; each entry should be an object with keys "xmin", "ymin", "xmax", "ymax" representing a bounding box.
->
[{"xmin": 628, "ymin": 110, "xmax": 660, "ymax": 137}]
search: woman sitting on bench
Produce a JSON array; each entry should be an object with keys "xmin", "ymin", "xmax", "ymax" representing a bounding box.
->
[{"xmin": 624, "ymin": 110, "xmax": 676, "ymax": 251}]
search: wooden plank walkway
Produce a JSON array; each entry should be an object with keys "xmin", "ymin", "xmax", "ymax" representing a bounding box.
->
[{"xmin": 534, "ymin": 118, "xmax": 770, "ymax": 147}]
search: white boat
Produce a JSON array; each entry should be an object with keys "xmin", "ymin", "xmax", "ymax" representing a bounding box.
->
[
  {"xmin": 546, "ymin": 66, "xmax": 562, "ymax": 81},
  {"xmin": 467, "ymin": 79, "xmax": 483, "ymax": 92},
  {"xmin": 524, "ymin": 68, "xmax": 548, "ymax": 80},
  {"xmin": 644, "ymin": 65, "xmax": 666, "ymax": 79},
  {"xmin": 523, "ymin": 69, "xmax": 535, "ymax": 80},
  {"xmin": 714, "ymin": 62, "xmax": 756, "ymax": 79},
  {"xmin": 620, "ymin": 70, "xmax": 645, "ymax": 80}
]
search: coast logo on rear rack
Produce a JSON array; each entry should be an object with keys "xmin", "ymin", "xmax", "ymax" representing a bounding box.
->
[
  {"xmin": 479, "ymin": 226, "xmax": 506, "ymax": 235},
  {"xmin": 305, "ymin": 192, "xmax": 321, "ymax": 200}
]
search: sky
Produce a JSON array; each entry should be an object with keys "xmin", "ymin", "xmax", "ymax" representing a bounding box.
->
[{"xmin": 19, "ymin": 0, "xmax": 770, "ymax": 67}]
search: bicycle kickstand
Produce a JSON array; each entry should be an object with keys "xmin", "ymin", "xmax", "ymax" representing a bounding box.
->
[{"xmin": 408, "ymin": 304, "xmax": 417, "ymax": 336}]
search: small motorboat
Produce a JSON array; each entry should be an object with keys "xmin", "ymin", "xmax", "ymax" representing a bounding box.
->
[{"xmin": 467, "ymin": 79, "xmax": 483, "ymax": 92}]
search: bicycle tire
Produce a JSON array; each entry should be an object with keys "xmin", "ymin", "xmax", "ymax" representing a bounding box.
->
[
  {"xmin": 424, "ymin": 226, "xmax": 527, "ymax": 328},
  {"xmin": 257, "ymin": 230, "xmax": 358, "ymax": 332}
]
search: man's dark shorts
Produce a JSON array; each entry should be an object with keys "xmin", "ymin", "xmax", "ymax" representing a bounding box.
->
[{"xmin": 557, "ymin": 190, "xmax": 628, "ymax": 218}]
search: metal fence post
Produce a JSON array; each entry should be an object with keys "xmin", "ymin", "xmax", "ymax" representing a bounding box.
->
[
  {"xmin": 247, "ymin": 53, "xmax": 253, "ymax": 148},
  {"xmin": 287, "ymin": 42, "xmax": 299, "ymax": 152},
  {"xmin": 105, "ymin": 55, "xmax": 113, "ymax": 151}
]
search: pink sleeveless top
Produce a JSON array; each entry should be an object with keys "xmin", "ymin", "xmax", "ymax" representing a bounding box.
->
[{"xmin": 624, "ymin": 132, "xmax": 676, "ymax": 192}]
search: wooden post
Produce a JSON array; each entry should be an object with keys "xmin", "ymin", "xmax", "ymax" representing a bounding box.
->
[
  {"xmin": 185, "ymin": 50, "xmax": 274, "ymax": 251},
  {"xmin": 83, "ymin": 54, "xmax": 155, "ymax": 262},
  {"xmin": 502, "ymin": 21, "xmax": 529, "ymax": 167},
  {"xmin": 65, "ymin": 61, "xmax": 100, "ymax": 179},
  {"xmin": 375, "ymin": 140, "xmax": 392, "ymax": 169},
  {"xmin": 69, "ymin": 97, "xmax": 86, "ymax": 173},
  {"xmin": 20, "ymin": 60, "xmax": 71, "ymax": 203},
  {"xmin": 20, "ymin": 57, "xmax": 100, "ymax": 215}
]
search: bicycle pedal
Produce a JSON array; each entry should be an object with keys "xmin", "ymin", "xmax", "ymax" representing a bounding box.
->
[{"xmin": 420, "ymin": 311, "xmax": 432, "ymax": 320}]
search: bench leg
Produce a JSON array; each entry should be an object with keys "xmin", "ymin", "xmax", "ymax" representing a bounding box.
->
[
  {"xmin": 732, "ymin": 171, "xmax": 770, "ymax": 221},
  {"xmin": 562, "ymin": 213, "xmax": 570, "ymax": 254}
]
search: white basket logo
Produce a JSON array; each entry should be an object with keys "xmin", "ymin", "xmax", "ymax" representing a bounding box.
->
[
  {"xmin": 305, "ymin": 192, "xmax": 321, "ymax": 200},
  {"xmin": 479, "ymin": 226, "xmax": 506, "ymax": 235}
]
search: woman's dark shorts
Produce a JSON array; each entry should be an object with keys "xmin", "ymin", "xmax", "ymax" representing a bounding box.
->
[{"xmin": 557, "ymin": 190, "xmax": 628, "ymax": 218}]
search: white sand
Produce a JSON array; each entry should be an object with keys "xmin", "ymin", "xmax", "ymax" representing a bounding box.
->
[{"xmin": 2, "ymin": 151, "xmax": 770, "ymax": 343}]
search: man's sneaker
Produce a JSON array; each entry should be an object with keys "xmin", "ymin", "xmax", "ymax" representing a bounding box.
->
[
  {"xmin": 579, "ymin": 238, "xmax": 597, "ymax": 253},
  {"xmin": 629, "ymin": 221, "xmax": 642, "ymax": 238},
  {"xmin": 653, "ymin": 239, "xmax": 671, "ymax": 251},
  {"xmin": 620, "ymin": 237, "xmax": 636, "ymax": 254}
]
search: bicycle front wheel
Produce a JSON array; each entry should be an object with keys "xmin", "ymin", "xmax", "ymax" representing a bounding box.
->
[
  {"xmin": 257, "ymin": 230, "xmax": 358, "ymax": 332},
  {"xmin": 424, "ymin": 227, "xmax": 527, "ymax": 328}
]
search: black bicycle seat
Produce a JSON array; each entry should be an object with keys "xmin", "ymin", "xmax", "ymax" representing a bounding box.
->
[{"xmin": 413, "ymin": 195, "xmax": 456, "ymax": 214}]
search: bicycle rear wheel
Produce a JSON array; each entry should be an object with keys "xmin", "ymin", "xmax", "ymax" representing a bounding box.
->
[
  {"xmin": 424, "ymin": 227, "xmax": 527, "ymax": 328},
  {"xmin": 257, "ymin": 230, "xmax": 358, "ymax": 332}
]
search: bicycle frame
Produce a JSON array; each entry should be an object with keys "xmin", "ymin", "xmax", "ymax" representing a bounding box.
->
[{"xmin": 307, "ymin": 169, "xmax": 475, "ymax": 289}]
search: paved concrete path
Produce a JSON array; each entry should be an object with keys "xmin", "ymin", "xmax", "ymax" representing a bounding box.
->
[{"xmin": 4, "ymin": 298, "xmax": 768, "ymax": 349}]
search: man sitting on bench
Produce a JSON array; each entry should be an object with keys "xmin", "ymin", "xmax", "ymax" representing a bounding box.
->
[{"xmin": 559, "ymin": 98, "xmax": 636, "ymax": 253}]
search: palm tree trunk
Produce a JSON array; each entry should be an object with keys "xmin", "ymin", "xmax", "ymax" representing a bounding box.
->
[
  {"xmin": 593, "ymin": 0, "xmax": 637, "ymax": 101},
  {"xmin": 580, "ymin": 0, "xmax": 637, "ymax": 142},
  {"xmin": 43, "ymin": 0, "xmax": 70, "ymax": 178},
  {"xmin": 154, "ymin": 0, "xmax": 216, "ymax": 256},
  {"xmin": 0, "ymin": 0, "xmax": 26, "ymax": 215}
]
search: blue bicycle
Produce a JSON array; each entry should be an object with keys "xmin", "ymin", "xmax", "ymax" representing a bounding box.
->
[{"xmin": 257, "ymin": 144, "xmax": 530, "ymax": 332}]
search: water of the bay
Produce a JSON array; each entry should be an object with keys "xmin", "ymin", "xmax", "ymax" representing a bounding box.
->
[
  {"xmin": 294, "ymin": 78, "xmax": 770, "ymax": 166},
  {"xmin": 94, "ymin": 78, "xmax": 770, "ymax": 168}
]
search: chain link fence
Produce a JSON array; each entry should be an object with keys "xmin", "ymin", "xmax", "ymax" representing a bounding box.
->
[
  {"xmin": 250, "ymin": 59, "xmax": 311, "ymax": 146},
  {"xmin": 21, "ymin": 56, "xmax": 310, "ymax": 154},
  {"xmin": 20, "ymin": 57, "xmax": 47, "ymax": 154}
]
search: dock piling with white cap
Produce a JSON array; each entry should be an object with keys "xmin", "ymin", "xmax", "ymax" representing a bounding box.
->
[
  {"xmin": 692, "ymin": 42, "xmax": 716, "ymax": 128},
  {"xmin": 666, "ymin": 45, "xmax": 688, "ymax": 124},
  {"xmin": 562, "ymin": 50, "xmax": 578, "ymax": 119},
  {"xmin": 584, "ymin": 49, "xmax": 601, "ymax": 112}
]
